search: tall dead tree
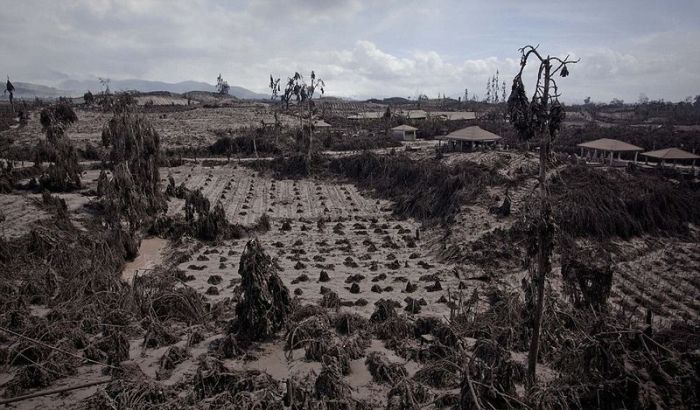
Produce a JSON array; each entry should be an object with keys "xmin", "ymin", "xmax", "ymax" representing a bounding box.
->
[
  {"xmin": 507, "ymin": 45, "xmax": 578, "ymax": 385},
  {"xmin": 216, "ymin": 74, "xmax": 230, "ymax": 95},
  {"xmin": 270, "ymin": 71, "xmax": 325, "ymax": 173},
  {"xmin": 4, "ymin": 76, "xmax": 15, "ymax": 112}
]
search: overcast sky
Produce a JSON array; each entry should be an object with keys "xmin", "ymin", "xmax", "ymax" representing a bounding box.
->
[{"xmin": 1, "ymin": 0, "xmax": 699, "ymax": 103}]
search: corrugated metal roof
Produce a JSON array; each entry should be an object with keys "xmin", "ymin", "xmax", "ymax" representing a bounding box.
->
[
  {"xmin": 577, "ymin": 138, "xmax": 642, "ymax": 152},
  {"xmin": 347, "ymin": 112, "xmax": 384, "ymax": 119},
  {"xmin": 431, "ymin": 111, "xmax": 477, "ymax": 120},
  {"xmin": 392, "ymin": 124, "xmax": 418, "ymax": 131},
  {"xmin": 641, "ymin": 147, "xmax": 700, "ymax": 160},
  {"xmin": 437, "ymin": 126, "xmax": 501, "ymax": 142}
]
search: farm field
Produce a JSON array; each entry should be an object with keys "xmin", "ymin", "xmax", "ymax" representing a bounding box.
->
[
  {"xmin": 3, "ymin": 0, "xmax": 700, "ymax": 407},
  {"xmin": 2, "ymin": 104, "xmax": 298, "ymax": 152},
  {"xmin": 1, "ymin": 93, "xmax": 698, "ymax": 409}
]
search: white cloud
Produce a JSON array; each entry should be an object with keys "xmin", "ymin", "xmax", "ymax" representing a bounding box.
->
[{"xmin": 0, "ymin": 0, "xmax": 698, "ymax": 103}]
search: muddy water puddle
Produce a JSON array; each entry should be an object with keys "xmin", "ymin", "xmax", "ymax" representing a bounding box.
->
[{"xmin": 121, "ymin": 237, "xmax": 169, "ymax": 282}]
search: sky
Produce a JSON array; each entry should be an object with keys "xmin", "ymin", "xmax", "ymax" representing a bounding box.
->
[{"xmin": 1, "ymin": 0, "xmax": 699, "ymax": 103}]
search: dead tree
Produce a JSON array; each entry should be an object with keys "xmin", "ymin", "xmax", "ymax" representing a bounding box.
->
[
  {"xmin": 507, "ymin": 45, "xmax": 578, "ymax": 385},
  {"xmin": 4, "ymin": 76, "xmax": 15, "ymax": 113},
  {"xmin": 270, "ymin": 71, "xmax": 325, "ymax": 173},
  {"xmin": 216, "ymin": 74, "xmax": 230, "ymax": 95}
]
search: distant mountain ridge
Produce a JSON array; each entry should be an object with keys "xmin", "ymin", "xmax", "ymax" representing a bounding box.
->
[
  {"xmin": 8, "ymin": 82, "xmax": 69, "ymax": 98},
  {"xmin": 2, "ymin": 79, "xmax": 268, "ymax": 100}
]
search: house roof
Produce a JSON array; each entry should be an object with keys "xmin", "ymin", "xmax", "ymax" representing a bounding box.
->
[
  {"xmin": 314, "ymin": 120, "xmax": 332, "ymax": 127},
  {"xmin": 392, "ymin": 124, "xmax": 418, "ymax": 132},
  {"xmin": 405, "ymin": 110, "xmax": 427, "ymax": 119},
  {"xmin": 577, "ymin": 138, "xmax": 643, "ymax": 152},
  {"xmin": 347, "ymin": 112, "xmax": 384, "ymax": 119},
  {"xmin": 640, "ymin": 147, "xmax": 700, "ymax": 160},
  {"xmin": 437, "ymin": 126, "xmax": 501, "ymax": 142},
  {"xmin": 393, "ymin": 110, "xmax": 427, "ymax": 119},
  {"xmin": 431, "ymin": 111, "xmax": 477, "ymax": 121}
]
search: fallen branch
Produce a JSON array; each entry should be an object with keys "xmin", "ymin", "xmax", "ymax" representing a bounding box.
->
[{"xmin": 0, "ymin": 379, "xmax": 111, "ymax": 405}]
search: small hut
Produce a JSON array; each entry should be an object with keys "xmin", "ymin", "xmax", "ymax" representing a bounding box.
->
[
  {"xmin": 436, "ymin": 126, "xmax": 501, "ymax": 151},
  {"xmin": 640, "ymin": 147, "xmax": 699, "ymax": 169},
  {"xmin": 392, "ymin": 124, "xmax": 418, "ymax": 141},
  {"xmin": 577, "ymin": 138, "xmax": 643, "ymax": 165}
]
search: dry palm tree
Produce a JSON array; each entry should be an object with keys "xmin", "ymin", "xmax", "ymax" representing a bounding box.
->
[{"xmin": 507, "ymin": 44, "xmax": 578, "ymax": 385}]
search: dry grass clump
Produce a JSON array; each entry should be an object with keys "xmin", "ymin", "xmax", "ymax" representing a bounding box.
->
[
  {"xmin": 413, "ymin": 355, "xmax": 462, "ymax": 389},
  {"xmin": 365, "ymin": 351, "xmax": 408, "ymax": 385},
  {"xmin": 313, "ymin": 360, "xmax": 363, "ymax": 408},
  {"xmin": 386, "ymin": 379, "xmax": 432, "ymax": 410},
  {"xmin": 560, "ymin": 239, "xmax": 613, "ymax": 311},
  {"xmin": 252, "ymin": 213, "xmax": 271, "ymax": 232},
  {"xmin": 285, "ymin": 314, "xmax": 332, "ymax": 351},
  {"xmin": 3, "ymin": 346, "xmax": 80, "ymax": 397},
  {"xmin": 1, "ymin": 219, "xmax": 129, "ymax": 310},
  {"xmin": 459, "ymin": 339, "xmax": 521, "ymax": 409},
  {"xmin": 182, "ymin": 188, "xmax": 226, "ymax": 240},
  {"xmin": 320, "ymin": 290, "xmax": 342, "ymax": 309},
  {"xmin": 83, "ymin": 364, "xmax": 176, "ymax": 409},
  {"xmin": 333, "ymin": 312, "xmax": 369, "ymax": 335},
  {"xmin": 132, "ymin": 273, "xmax": 207, "ymax": 325},
  {"xmin": 192, "ymin": 356, "xmax": 281, "ymax": 402}
]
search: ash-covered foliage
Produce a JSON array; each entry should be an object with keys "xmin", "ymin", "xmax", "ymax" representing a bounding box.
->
[
  {"xmin": 210, "ymin": 133, "xmax": 282, "ymax": 157},
  {"xmin": 550, "ymin": 165, "xmax": 700, "ymax": 239},
  {"xmin": 100, "ymin": 109, "xmax": 166, "ymax": 229},
  {"xmin": 446, "ymin": 285, "xmax": 699, "ymax": 409},
  {"xmin": 37, "ymin": 102, "xmax": 81, "ymax": 191},
  {"xmin": 328, "ymin": 151, "xmax": 503, "ymax": 222},
  {"xmin": 155, "ymin": 180, "xmax": 245, "ymax": 241},
  {"xmin": 231, "ymin": 239, "xmax": 292, "ymax": 342}
]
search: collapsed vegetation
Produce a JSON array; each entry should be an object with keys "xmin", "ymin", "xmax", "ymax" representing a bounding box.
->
[
  {"xmin": 549, "ymin": 165, "xmax": 700, "ymax": 239},
  {"xmin": 251, "ymin": 150, "xmax": 505, "ymax": 222},
  {"xmin": 328, "ymin": 152, "xmax": 504, "ymax": 222},
  {"xmin": 100, "ymin": 104, "xmax": 166, "ymax": 231},
  {"xmin": 37, "ymin": 103, "xmax": 81, "ymax": 191}
]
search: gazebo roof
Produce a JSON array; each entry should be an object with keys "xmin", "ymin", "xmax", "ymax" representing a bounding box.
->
[
  {"xmin": 641, "ymin": 147, "xmax": 700, "ymax": 160},
  {"xmin": 313, "ymin": 120, "xmax": 332, "ymax": 128},
  {"xmin": 437, "ymin": 126, "xmax": 501, "ymax": 142},
  {"xmin": 577, "ymin": 138, "xmax": 642, "ymax": 152},
  {"xmin": 392, "ymin": 124, "xmax": 418, "ymax": 132}
]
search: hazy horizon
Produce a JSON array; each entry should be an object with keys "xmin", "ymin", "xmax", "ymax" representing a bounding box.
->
[{"xmin": 2, "ymin": 0, "xmax": 699, "ymax": 103}]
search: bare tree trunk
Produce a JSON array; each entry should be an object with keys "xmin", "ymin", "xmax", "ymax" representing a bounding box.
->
[
  {"xmin": 527, "ymin": 59, "xmax": 551, "ymax": 385},
  {"xmin": 253, "ymin": 135, "xmax": 258, "ymax": 159},
  {"xmin": 308, "ymin": 103, "xmax": 313, "ymax": 164}
]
